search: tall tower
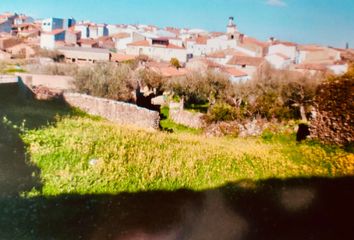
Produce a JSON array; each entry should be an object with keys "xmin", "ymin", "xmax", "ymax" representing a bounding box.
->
[{"xmin": 227, "ymin": 17, "xmax": 237, "ymax": 34}]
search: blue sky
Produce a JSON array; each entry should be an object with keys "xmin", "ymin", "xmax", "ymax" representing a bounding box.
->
[{"xmin": 1, "ymin": 0, "xmax": 354, "ymax": 48}]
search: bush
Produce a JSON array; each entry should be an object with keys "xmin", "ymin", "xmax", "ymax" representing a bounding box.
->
[
  {"xmin": 170, "ymin": 58, "xmax": 181, "ymax": 69},
  {"xmin": 74, "ymin": 63, "xmax": 137, "ymax": 102},
  {"xmin": 232, "ymin": 63, "xmax": 324, "ymax": 121},
  {"xmin": 206, "ymin": 102, "xmax": 243, "ymax": 123},
  {"xmin": 167, "ymin": 70, "xmax": 233, "ymax": 106}
]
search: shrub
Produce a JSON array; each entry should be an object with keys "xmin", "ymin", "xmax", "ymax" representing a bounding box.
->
[
  {"xmin": 232, "ymin": 63, "xmax": 324, "ymax": 121},
  {"xmin": 167, "ymin": 70, "xmax": 233, "ymax": 106},
  {"xmin": 206, "ymin": 102, "xmax": 243, "ymax": 123},
  {"xmin": 74, "ymin": 63, "xmax": 137, "ymax": 102},
  {"xmin": 170, "ymin": 58, "xmax": 181, "ymax": 69}
]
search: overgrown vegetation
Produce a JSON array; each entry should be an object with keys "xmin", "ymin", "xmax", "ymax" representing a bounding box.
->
[
  {"xmin": 74, "ymin": 63, "xmax": 137, "ymax": 102},
  {"xmin": 22, "ymin": 115, "xmax": 353, "ymax": 195}
]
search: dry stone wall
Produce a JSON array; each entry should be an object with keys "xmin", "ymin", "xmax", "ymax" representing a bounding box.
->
[
  {"xmin": 63, "ymin": 93, "xmax": 160, "ymax": 129},
  {"xmin": 169, "ymin": 109, "xmax": 205, "ymax": 129}
]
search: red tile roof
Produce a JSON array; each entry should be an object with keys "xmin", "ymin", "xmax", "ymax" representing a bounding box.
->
[
  {"xmin": 227, "ymin": 55, "xmax": 264, "ymax": 66},
  {"xmin": 127, "ymin": 40, "xmax": 150, "ymax": 47},
  {"xmin": 243, "ymin": 37, "xmax": 269, "ymax": 48},
  {"xmin": 111, "ymin": 32, "xmax": 130, "ymax": 39},
  {"xmin": 295, "ymin": 63, "xmax": 328, "ymax": 71},
  {"xmin": 224, "ymin": 67, "xmax": 248, "ymax": 77},
  {"xmin": 195, "ymin": 36, "xmax": 208, "ymax": 45},
  {"xmin": 43, "ymin": 29, "xmax": 65, "ymax": 35},
  {"xmin": 111, "ymin": 53, "xmax": 136, "ymax": 62},
  {"xmin": 207, "ymin": 48, "xmax": 249, "ymax": 58}
]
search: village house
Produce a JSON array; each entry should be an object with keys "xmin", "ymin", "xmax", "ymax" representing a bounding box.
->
[
  {"xmin": 74, "ymin": 23, "xmax": 90, "ymax": 39},
  {"xmin": 6, "ymin": 43, "xmax": 36, "ymax": 58},
  {"xmin": 57, "ymin": 46, "xmax": 111, "ymax": 63},
  {"xmin": 88, "ymin": 23, "xmax": 108, "ymax": 39},
  {"xmin": 0, "ymin": 12, "xmax": 18, "ymax": 24},
  {"xmin": 65, "ymin": 28, "xmax": 81, "ymax": 45},
  {"xmin": 206, "ymin": 48, "xmax": 251, "ymax": 65},
  {"xmin": 14, "ymin": 14, "xmax": 34, "ymax": 25},
  {"xmin": 226, "ymin": 55, "xmax": 264, "ymax": 77},
  {"xmin": 297, "ymin": 45, "xmax": 341, "ymax": 64},
  {"xmin": 144, "ymin": 61, "xmax": 189, "ymax": 78},
  {"xmin": 112, "ymin": 32, "xmax": 132, "ymax": 50},
  {"xmin": 265, "ymin": 53, "xmax": 293, "ymax": 70},
  {"xmin": 77, "ymin": 39, "xmax": 99, "ymax": 48},
  {"xmin": 0, "ymin": 20, "xmax": 11, "ymax": 33},
  {"xmin": 268, "ymin": 40, "xmax": 298, "ymax": 61},
  {"xmin": 0, "ymin": 36, "xmax": 21, "ymax": 50},
  {"xmin": 111, "ymin": 52, "xmax": 136, "ymax": 63},
  {"xmin": 223, "ymin": 67, "xmax": 250, "ymax": 83},
  {"xmin": 126, "ymin": 38, "xmax": 188, "ymax": 63},
  {"xmin": 41, "ymin": 17, "xmax": 75, "ymax": 32},
  {"xmin": 40, "ymin": 29, "xmax": 66, "ymax": 49},
  {"xmin": 12, "ymin": 23, "xmax": 40, "ymax": 38}
]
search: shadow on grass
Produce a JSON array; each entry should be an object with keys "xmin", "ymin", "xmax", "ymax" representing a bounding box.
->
[
  {"xmin": 0, "ymin": 177, "xmax": 353, "ymax": 239},
  {"xmin": 0, "ymin": 83, "xmax": 78, "ymax": 197}
]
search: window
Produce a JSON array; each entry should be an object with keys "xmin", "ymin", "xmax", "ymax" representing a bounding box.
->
[{"xmin": 242, "ymin": 64, "xmax": 246, "ymax": 68}]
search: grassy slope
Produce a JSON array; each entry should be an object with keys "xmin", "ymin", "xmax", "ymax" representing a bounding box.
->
[{"xmin": 22, "ymin": 116, "xmax": 354, "ymax": 196}]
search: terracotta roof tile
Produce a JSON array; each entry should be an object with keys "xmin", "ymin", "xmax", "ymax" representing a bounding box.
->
[
  {"xmin": 227, "ymin": 55, "xmax": 264, "ymax": 66},
  {"xmin": 224, "ymin": 67, "xmax": 248, "ymax": 77}
]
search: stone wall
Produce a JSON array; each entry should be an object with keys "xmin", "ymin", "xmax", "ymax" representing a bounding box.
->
[
  {"xmin": 310, "ymin": 76, "xmax": 354, "ymax": 146},
  {"xmin": 63, "ymin": 93, "xmax": 160, "ymax": 129},
  {"xmin": 169, "ymin": 109, "xmax": 205, "ymax": 129},
  {"xmin": 17, "ymin": 73, "xmax": 74, "ymax": 91}
]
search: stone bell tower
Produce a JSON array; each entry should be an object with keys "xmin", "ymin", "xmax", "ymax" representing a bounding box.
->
[{"xmin": 227, "ymin": 16, "xmax": 239, "ymax": 40}]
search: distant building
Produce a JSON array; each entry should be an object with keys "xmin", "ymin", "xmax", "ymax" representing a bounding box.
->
[
  {"xmin": 127, "ymin": 38, "xmax": 188, "ymax": 63},
  {"xmin": 0, "ymin": 19, "xmax": 11, "ymax": 33},
  {"xmin": 57, "ymin": 46, "xmax": 111, "ymax": 63},
  {"xmin": 41, "ymin": 17, "xmax": 75, "ymax": 32},
  {"xmin": 40, "ymin": 29, "xmax": 66, "ymax": 49}
]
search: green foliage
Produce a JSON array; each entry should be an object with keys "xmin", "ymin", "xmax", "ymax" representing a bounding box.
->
[
  {"xmin": 74, "ymin": 63, "xmax": 137, "ymax": 102},
  {"xmin": 170, "ymin": 58, "xmax": 181, "ymax": 69},
  {"xmin": 206, "ymin": 102, "xmax": 243, "ymax": 123},
  {"xmin": 138, "ymin": 69, "xmax": 164, "ymax": 93},
  {"xmin": 167, "ymin": 70, "xmax": 232, "ymax": 105},
  {"xmin": 233, "ymin": 63, "xmax": 323, "ymax": 120}
]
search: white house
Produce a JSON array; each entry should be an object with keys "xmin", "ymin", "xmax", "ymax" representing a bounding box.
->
[
  {"xmin": 297, "ymin": 45, "xmax": 341, "ymax": 64},
  {"xmin": 41, "ymin": 17, "xmax": 75, "ymax": 32},
  {"xmin": 268, "ymin": 41, "xmax": 297, "ymax": 61},
  {"xmin": 223, "ymin": 67, "xmax": 250, "ymax": 83},
  {"xmin": 75, "ymin": 23, "xmax": 90, "ymax": 39},
  {"xmin": 14, "ymin": 14, "xmax": 34, "ymax": 25},
  {"xmin": 126, "ymin": 39, "xmax": 187, "ymax": 63},
  {"xmin": 265, "ymin": 53, "xmax": 292, "ymax": 70},
  {"xmin": 226, "ymin": 55, "xmax": 264, "ymax": 77},
  {"xmin": 88, "ymin": 24, "xmax": 108, "ymax": 39},
  {"xmin": 327, "ymin": 63, "xmax": 348, "ymax": 75},
  {"xmin": 40, "ymin": 29, "xmax": 66, "ymax": 49},
  {"xmin": 206, "ymin": 35, "xmax": 237, "ymax": 53}
]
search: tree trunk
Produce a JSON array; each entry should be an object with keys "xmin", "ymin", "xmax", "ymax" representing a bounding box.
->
[{"xmin": 300, "ymin": 105, "xmax": 307, "ymax": 122}]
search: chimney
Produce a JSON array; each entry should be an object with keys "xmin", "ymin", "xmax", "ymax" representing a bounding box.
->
[{"xmin": 239, "ymin": 34, "xmax": 244, "ymax": 44}]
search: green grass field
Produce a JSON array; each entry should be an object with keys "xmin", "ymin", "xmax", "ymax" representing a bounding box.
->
[{"xmin": 22, "ymin": 116, "xmax": 354, "ymax": 196}]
